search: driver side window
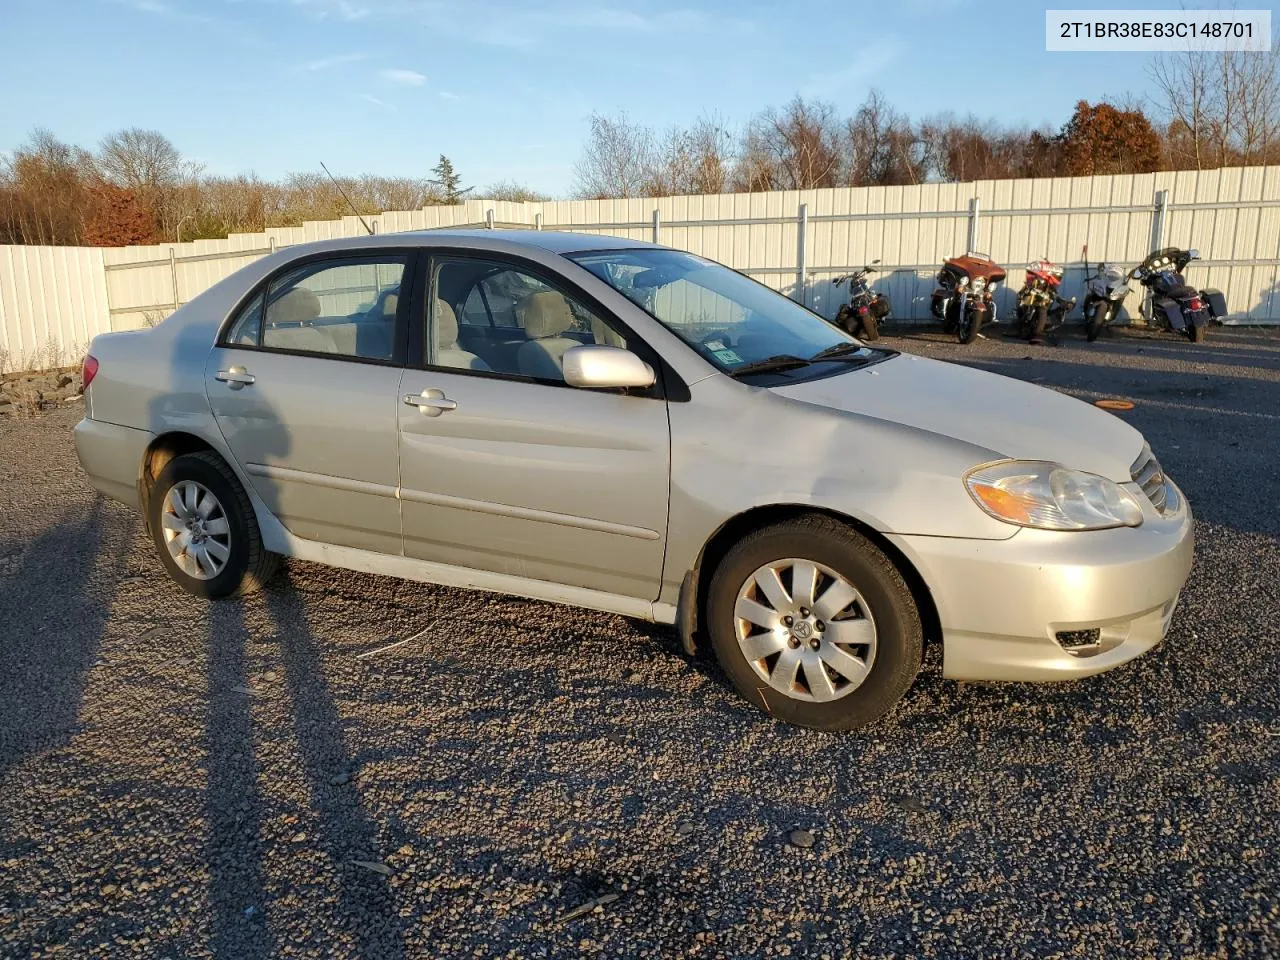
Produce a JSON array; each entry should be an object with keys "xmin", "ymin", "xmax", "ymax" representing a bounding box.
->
[{"xmin": 432, "ymin": 259, "xmax": 626, "ymax": 382}]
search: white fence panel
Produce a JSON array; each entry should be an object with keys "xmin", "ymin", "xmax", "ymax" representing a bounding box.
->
[{"xmin": 0, "ymin": 246, "xmax": 110, "ymax": 371}]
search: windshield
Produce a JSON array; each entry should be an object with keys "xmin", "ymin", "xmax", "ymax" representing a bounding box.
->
[{"xmin": 567, "ymin": 248, "xmax": 870, "ymax": 374}]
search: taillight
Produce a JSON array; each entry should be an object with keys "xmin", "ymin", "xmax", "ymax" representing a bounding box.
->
[
  {"xmin": 1189, "ymin": 297, "xmax": 1203, "ymax": 310},
  {"xmin": 82, "ymin": 354, "xmax": 99, "ymax": 390},
  {"xmin": 857, "ymin": 305, "xmax": 869, "ymax": 315}
]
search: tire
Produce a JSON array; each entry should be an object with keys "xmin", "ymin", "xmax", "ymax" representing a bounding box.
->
[
  {"xmin": 706, "ymin": 515, "xmax": 923, "ymax": 731},
  {"xmin": 149, "ymin": 450, "xmax": 279, "ymax": 599},
  {"xmin": 1190, "ymin": 321, "xmax": 1208, "ymax": 344},
  {"xmin": 1029, "ymin": 304, "xmax": 1047, "ymax": 343},
  {"xmin": 1086, "ymin": 304, "xmax": 1106, "ymax": 342},
  {"xmin": 834, "ymin": 305, "xmax": 855, "ymax": 335},
  {"xmin": 859, "ymin": 312, "xmax": 880, "ymax": 341},
  {"xmin": 959, "ymin": 306, "xmax": 983, "ymax": 344}
]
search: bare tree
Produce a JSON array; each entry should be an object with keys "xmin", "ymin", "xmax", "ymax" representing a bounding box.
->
[
  {"xmin": 734, "ymin": 97, "xmax": 841, "ymax": 191},
  {"xmin": 98, "ymin": 128, "xmax": 185, "ymax": 193},
  {"xmin": 483, "ymin": 180, "xmax": 551, "ymax": 202},
  {"xmin": 573, "ymin": 113, "xmax": 656, "ymax": 198}
]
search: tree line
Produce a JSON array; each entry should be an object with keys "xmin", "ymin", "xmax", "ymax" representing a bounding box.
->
[
  {"xmin": 0, "ymin": 133, "xmax": 546, "ymax": 247},
  {"xmin": 3, "ymin": 43, "xmax": 1276, "ymax": 246}
]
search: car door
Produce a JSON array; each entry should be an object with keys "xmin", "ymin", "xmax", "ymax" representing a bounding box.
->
[
  {"xmin": 204, "ymin": 252, "xmax": 414, "ymax": 556},
  {"xmin": 398, "ymin": 254, "xmax": 670, "ymax": 601}
]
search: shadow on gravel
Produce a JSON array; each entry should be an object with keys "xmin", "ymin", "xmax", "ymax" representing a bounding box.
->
[
  {"xmin": 0, "ymin": 499, "xmax": 127, "ymax": 783},
  {"xmin": 264, "ymin": 567, "xmax": 407, "ymax": 959},
  {"xmin": 204, "ymin": 599, "xmax": 280, "ymax": 960}
]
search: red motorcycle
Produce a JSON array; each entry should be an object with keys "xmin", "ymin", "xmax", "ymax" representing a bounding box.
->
[{"xmin": 1014, "ymin": 259, "xmax": 1076, "ymax": 344}]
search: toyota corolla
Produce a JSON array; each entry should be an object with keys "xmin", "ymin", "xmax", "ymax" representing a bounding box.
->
[{"xmin": 74, "ymin": 231, "xmax": 1193, "ymax": 729}]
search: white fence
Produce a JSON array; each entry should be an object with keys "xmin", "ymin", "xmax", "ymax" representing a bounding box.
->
[{"xmin": 3, "ymin": 166, "xmax": 1279, "ymax": 371}]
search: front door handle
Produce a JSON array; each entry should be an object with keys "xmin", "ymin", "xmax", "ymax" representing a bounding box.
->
[
  {"xmin": 403, "ymin": 388, "xmax": 457, "ymax": 417},
  {"xmin": 216, "ymin": 366, "xmax": 256, "ymax": 389}
]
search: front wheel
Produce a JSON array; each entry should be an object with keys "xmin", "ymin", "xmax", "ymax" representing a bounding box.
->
[
  {"xmin": 959, "ymin": 306, "xmax": 983, "ymax": 344},
  {"xmin": 706, "ymin": 515, "xmax": 923, "ymax": 731},
  {"xmin": 149, "ymin": 451, "xmax": 279, "ymax": 599},
  {"xmin": 1086, "ymin": 304, "xmax": 1107, "ymax": 342}
]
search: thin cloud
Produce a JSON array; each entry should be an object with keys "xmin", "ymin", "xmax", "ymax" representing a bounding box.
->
[
  {"xmin": 801, "ymin": 44, "xmax": 903, "ymax": 97},
  {"xmin": 300, "ymin": 51, "xmax": 367, "ymax": 71},
  {"xmin": 438, "ymin": 91, "xmax": 461, "ymax": 101},
  {"xmin": 357, "ymin": 93, "xmax": 393, "ymax": 109},
  {"xmin": 379, "ymin": 68, "xmax": 427, "ymax": 86}
]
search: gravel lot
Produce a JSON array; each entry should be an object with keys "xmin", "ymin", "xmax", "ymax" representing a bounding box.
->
[{"xmin": 2, "ymin": 324, "xmax": 1279, "ymax": 959}]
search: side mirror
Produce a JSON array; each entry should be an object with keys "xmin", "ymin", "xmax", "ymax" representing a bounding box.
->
[
  {"xmin": 563, "ymin": 344, "xmax": 656, "ymax": 389},
  {"xmin": 1187, "ymin": 248, "xmax": 1200, "ymax": 259}
]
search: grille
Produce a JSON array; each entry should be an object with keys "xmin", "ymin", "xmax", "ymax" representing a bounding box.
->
[{"xmin": 1131, "ymin": 447, "xmax": 1168, "ymax": 513}]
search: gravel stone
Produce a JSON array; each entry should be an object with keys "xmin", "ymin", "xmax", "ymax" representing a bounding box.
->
[{"xmin": 1, "ymin": 326, "xmax": 1278, "ymax": 958}]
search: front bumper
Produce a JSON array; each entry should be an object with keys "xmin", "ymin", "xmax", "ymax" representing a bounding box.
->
[{"xmin": 887, "ymin": 481, "xmax": 1194, "ymax": 681}]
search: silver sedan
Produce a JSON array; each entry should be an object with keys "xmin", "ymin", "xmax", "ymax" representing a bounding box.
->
[{"xmin": 74, "ymin": 231, "xmax": 1193, "ymax": 730}]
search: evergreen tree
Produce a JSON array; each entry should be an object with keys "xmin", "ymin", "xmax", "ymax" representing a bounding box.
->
[{"xmin": 431, "ymin": 155, "xmax": 472, "ymax": 204}]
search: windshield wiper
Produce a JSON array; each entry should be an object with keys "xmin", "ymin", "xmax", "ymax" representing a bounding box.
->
[
  {"xmin": 726, "ymin": 354, "xmax": 813, "ymax": 378},
  {"xmin": 810, "ymin": 342, "xmax": 866, "ymax": 361}
]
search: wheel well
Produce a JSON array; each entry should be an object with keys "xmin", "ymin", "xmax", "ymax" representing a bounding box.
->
[
  {"xmin": 686, "ymin": 504, "xmax": 942, "ymax": 654},
  {"xmin": 139, "ymin": 432, "xmax": 220, "ymax": 529}
]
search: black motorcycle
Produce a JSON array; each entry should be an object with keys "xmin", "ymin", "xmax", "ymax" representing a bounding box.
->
[
  {"xmin": 1130, "ymin": 247, "xmax": 1226, "ymax": 344},
  {"xmin": 832, "ymin": 259, "xmax": 891, "ymax": 341}
]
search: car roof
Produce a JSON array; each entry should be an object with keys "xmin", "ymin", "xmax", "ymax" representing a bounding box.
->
[{"xmin": 271, "ymin": 229, "xmax": 661, "ymax": 259}]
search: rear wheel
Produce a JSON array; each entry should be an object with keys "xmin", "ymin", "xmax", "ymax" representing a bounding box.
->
[
  {"xmin": 149, "ymin": 451, "xmax": 279, "ymax": 599},
  {"xmin": 1190, "ymin": 321, "xmax": 1208, "ymax": 343},
  {"xmin": 706, "ymin": 515, "xmax": 923, "ymax": 731},
  {"xmin": 859, "ymin": 311, "xmax": 880, "ymax": 341}
]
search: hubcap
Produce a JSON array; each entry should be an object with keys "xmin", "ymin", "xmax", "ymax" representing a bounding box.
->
[
  {"xmin": 160, "ymin": 480, "xmax": 231, "ymax": 580},
  {"xmin": 733, "ymin": 558, "xmax": 877, "ymax": 703}
]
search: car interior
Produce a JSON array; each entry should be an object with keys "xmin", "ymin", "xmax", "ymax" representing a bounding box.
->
[{"xmin": 434, "ymin": 260, "xmax": 626, "ymax": 380}]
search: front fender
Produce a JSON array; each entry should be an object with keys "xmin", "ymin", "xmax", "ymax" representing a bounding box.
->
[{"xmin": 661, "ymin": 374, "xmax": 1014, "ymax": 604}]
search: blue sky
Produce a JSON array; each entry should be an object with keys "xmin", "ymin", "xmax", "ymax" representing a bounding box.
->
[{"xmin": 2, "ymin": 0, "xmax": 1179, "ymax": 195}]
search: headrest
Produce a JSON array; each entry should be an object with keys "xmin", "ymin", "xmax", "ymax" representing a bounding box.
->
[
  {"xmin": 382, "ymin": 293, "xmax": 398, "ymax": 316},
  {"xmin": 520, "ymin": 291, "xmax": 575, "ymax": 339},
  {"xmin": 436, "ymin": 299, "xmax": 459, "ymax": 346},
  {"xmin": 267, "ymin": 287, "xmax": 321, "ymax": 325}
]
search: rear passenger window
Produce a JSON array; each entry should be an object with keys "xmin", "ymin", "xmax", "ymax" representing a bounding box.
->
[{"xmin": 225, "ymin": 257, "xmax": 408, "ymax": 361}]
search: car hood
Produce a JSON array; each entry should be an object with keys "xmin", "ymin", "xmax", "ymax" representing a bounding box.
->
[{"xmin": 770, "ymin": 352, "xmax": 1144, "ymax": 481}]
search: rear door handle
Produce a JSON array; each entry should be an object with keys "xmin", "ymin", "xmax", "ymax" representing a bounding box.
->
[
  {"xmin": 216, "ymin": 366, "xmax": 255, "ymax": 389},
  {"xmin": 403, "ymin": 388, "xmax": 457, "ymax": 417}
]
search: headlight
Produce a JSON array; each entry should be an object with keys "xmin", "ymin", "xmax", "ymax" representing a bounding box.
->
[
  {"xmin": 965, "ymin": 461, "xmax": 1144, "ymax": 530},
  {"xmin": 956, "ymin": 276, "xmax": 969, "ymax": 289},
  {"xmin": 971, "ymin": 276, "xmax": 986, "ymax": 293}
]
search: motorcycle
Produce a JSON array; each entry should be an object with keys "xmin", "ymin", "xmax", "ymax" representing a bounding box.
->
[
  {"xmin": 930, "ymin": 253, "xmax": 1006, "ymax": 344},
  {"xmin": 832, "ymin": 259, "xmax": 891, "ymax": 341},
  {"xmin": 1129, "ymin": 247, "xmax": 1226, "ymax": 344},
  {"xmin": 1082, "ymin": 262, "xmax": 1132, "ymax": 342},
  {"xmin": 1014, "ymin": 259, "xmax": 1076, "ymax": 344}
]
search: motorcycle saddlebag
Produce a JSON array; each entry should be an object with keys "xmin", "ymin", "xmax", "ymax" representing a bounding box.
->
[
  {"xmin": 1203, "ymin": 288, "xmax": 1227, "ymax": 319},
  {"xmin": 869, "ymin": 295, "xmax": 891, "ymax": 319},
  {"xmin": 1153, "ymin": 297, "xmax": 1185, "ymax": 331}
]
